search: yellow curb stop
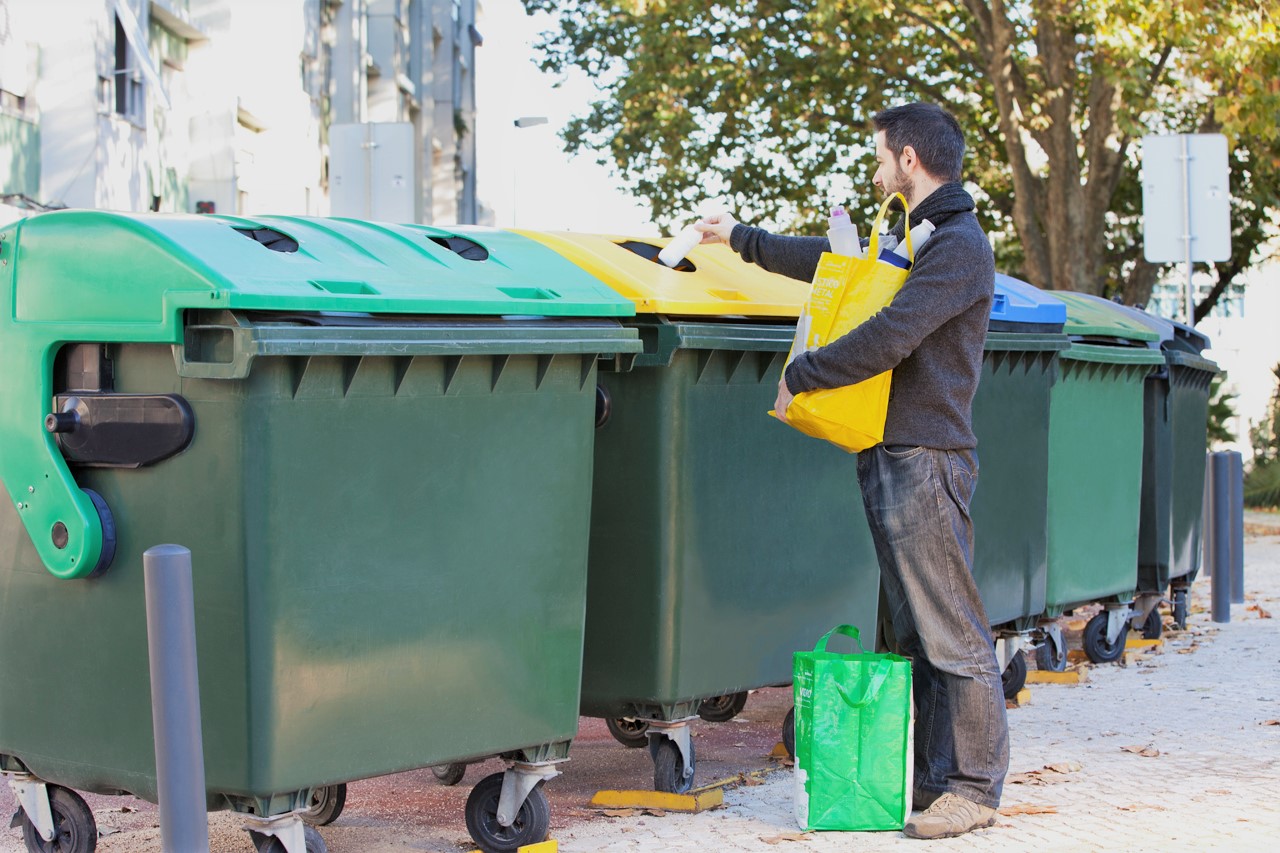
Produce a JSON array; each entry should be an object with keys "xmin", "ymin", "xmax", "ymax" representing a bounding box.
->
[
  {"xmin": 469, "ymin": 841, "xmax": 556, "ymax": 853},
  {"xmin": 1026, "ymin": 670, "xmax": 1083, "ymax": 684},
  {"xmin": 1125, "ymin": 637, "xmax": 1164, "ymax": 650},
  {"xmin": 590, "ymin": 788, "xmax": 724, "ymax": 813}
]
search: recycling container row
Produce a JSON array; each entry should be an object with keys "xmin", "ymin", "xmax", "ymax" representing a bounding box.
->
[
  {"xmin": 0, "ymin": 210, "xmax": 642, "ymax": 853},
  {"xmin": 517, "ymin": 230, "xmax": 880, "ymax": 793}
]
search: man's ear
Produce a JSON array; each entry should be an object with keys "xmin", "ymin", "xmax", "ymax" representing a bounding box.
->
[{"xmin": 900, "ymin": 145, "xmax": 920, "ymax": 173}]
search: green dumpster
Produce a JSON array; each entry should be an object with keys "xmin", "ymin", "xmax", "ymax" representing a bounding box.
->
[
  {"xmin": 1038, "ymin": 291, "xmax": 1166, "ymax": 667},
  {"xmin": 517, "ymin": 231, "xmax": 880, "ymax": 793},
  {"xmin": 968, "ymin": 275, "xmax": 1069, "ymax": 696},
  {"xmin": 1107, "ymin": 308, "xmax": 1219, "ymax": 628},
  {"xmin": 0, "ymin": 211, "xmax": 640, "ymax": 853}
]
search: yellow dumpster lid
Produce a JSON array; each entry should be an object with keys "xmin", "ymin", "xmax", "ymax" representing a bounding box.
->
[{"xmin": 514, "ymin": 230, "xmax": 807, "ymax": 318}]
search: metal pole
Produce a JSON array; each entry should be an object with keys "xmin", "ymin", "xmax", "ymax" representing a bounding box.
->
[
  {"xmin": 1229, "ymin": 451, "xmax": 1245, "ymax": 604},
  {"xmin": 1209, "ymin": 454, "xmax": 1232, "ymax": 623},
  {"xmin": 1181, "ymin": 134, "xmax": 1195, "ymax": 324},
  {"xmin": 144, "ymin": 545, "xmax": 210, "ymax": 853}
]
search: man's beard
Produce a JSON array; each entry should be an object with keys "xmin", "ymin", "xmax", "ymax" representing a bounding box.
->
[{"xmin": 882, "ymin": 165, "xmax": 913, "ymax": 209}]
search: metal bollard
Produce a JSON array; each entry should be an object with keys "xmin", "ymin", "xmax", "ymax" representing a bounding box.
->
[
  {"xmin": 144, "ymin": 545, "xmax": 210, "ymax": 853},
  {"xmin": 1229, "ymin": 451, "xmax": 1245, "ymax": 604},
  {"xmin": 1208, "ymin": 454, "xmax": 1232, "ymax": 623}
]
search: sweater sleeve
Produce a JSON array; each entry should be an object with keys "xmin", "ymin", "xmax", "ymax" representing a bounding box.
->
[
  {"xmin": 729, "ymin": 224, "xmax": 829, "ymax": 283},
  {"xmin": 783, "ymin": 229, "xmax": 993, "ymax": 394}
]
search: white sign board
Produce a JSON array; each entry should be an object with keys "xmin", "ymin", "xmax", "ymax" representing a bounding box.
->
[{"xmin": 1142, "ymin": 134, "xmax": 1231, "ymax": 263}]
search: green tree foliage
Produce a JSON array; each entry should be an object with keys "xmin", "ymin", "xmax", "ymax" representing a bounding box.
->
[
  {"xmin": 1207, "ymin": 375, "xmax": 1237, "ymax": 447},
  {"xmin": 525, "ymin": 0, "xmax": 1280, "ymax": 312},
  {"xmin": 1246, "ymin": 363, "xmax": 1280, "ymax": 508}
]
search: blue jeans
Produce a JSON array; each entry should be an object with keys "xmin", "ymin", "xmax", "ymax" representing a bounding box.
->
[{"xmin": 857, "ymin": 444, "xmax": 1009, "ymax": 808}]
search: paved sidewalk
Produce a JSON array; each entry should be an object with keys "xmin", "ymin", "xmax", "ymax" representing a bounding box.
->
[
  {"xmin": 3, "ymin": 525, "xmax": 1278, "ymax": 851},
  {"xmin": 554, "ymin": 528, "xmax": 1280, "ymax": 852}
]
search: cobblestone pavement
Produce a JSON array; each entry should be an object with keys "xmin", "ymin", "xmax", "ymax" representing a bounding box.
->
[{"xmin": 3, "ymin": 524, "xmax": 1278, "ymax": 852}]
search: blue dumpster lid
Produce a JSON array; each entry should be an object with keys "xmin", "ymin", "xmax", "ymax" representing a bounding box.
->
[{"xmin": 989, "ymin": 273, "xmax": 1066, "ymax": 332}]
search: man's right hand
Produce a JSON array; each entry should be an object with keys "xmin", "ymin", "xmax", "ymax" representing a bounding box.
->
[{"xmin": 695, "ymin": 212, "xmax": 738, "ymax": 245}]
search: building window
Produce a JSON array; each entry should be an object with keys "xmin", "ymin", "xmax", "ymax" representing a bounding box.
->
[{"xmin": 113, "ymin": 14, "xmax": 144, "ymax": 121}]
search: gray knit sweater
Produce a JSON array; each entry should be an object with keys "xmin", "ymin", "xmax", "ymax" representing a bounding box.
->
[{"xmin": 731, "ymin": 182, "xmax": 994, "ymax": 450}]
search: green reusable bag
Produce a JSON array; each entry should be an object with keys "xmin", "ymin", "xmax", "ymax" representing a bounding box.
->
[{"xmin": 793, "ymin": 624, "xmax": 913, "ymax": 831}]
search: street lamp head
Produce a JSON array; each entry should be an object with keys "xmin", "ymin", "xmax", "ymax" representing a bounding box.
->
[{"xmin": 513, "ymin": 116, "xmax": 549, "ymax": 129}]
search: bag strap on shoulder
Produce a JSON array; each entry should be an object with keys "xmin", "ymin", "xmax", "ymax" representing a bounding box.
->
[
  {"xmin": 866, "ymin": 193, "xmax": 914, "ymax": 264},
  {"xmin": 814, "ymin": 624, "xmax": 869, "ymax": 654}
]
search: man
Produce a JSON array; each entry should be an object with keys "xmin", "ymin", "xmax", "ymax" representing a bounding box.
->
[{"xmin": 697, "ymin": 102, "xmax": 1007, "ymax": 840}]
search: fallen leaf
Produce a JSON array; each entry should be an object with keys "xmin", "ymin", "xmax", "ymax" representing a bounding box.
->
[
  {"xmin": 760, "ymin": 832, "xmax": 810, "ymax": 844},
  {"xmin": 642, "ymin": 808, "xmax": 667, "ymax": 817},
  {"xmin": 1117, "ymin": 803, "xmax": 1167, "ymax": 812},
  {"xmin": 1007, "ymin": 772, "xmax": 1045, "ymax": 786},
  {"xmin": 1260, "ymin": 720, "xmax": 1280, "ymax": 726},
  {"xmin": 1121, "ymin": 744, "xmax": 1160, "ymax": 757},
  {"xmin": 1044, "ymin": 761, "xmax": 1082, "ymax": 774},
  {"xmin": 741, "ymin": 774, "xmax": 765, "ymax": 786},
  {"xmin": 1247, "ymin": 604, "xmax": 1273, "ymax": 619},
  {"xmin": 999, "ymin": 804, "xmax": 1058, "ymax": 816},
  {"xmin": 1207, "ymin": 789, "xmax": 1233, "ymax": 795},
  {"xmin": 602, "ymin": 809, "xmax": 637, "ymax": 818}
]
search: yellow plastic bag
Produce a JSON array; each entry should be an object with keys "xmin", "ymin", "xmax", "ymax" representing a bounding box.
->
[{"xmin": 775, "ymin": 193, "xmax": 914, "ymax": 453}]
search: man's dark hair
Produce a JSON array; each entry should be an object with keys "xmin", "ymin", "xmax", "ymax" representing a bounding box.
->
[{"xmin": 873, "ymin": 103, "xmax": 966, "ymax": 183}]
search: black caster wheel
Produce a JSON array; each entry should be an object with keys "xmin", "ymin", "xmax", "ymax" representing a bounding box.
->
[
  {"xmin": 1083, "ymin": 612, "xmax": 1128, "ymax": 663},
  {"xmin": 18, "ymin": 785, "xmax": 97, "ymax": 853},
  {"xmin": 1172, "ymin": 589, "xmax": 1189, "ymax": 629},
  {"xmin": 1142, "ymin": 608, "xmax": 1163, "ymax": 640},
  {"xmin": 782, "ymin": 706, "xmax": 795, "ymax": 759},
  {"xmin": 250, "ymin": 825, "xmax": 327, "ymax": 853},
  {"xmin": 1001, "ymin": 649, "xmax": 1027, "ymax": 699},
  {"xmin": 301, "ymin": 784, "xmax": 346, "ymax": 826},
  {"xmin": 650, "ymin": 736, "xmax": 696, "ymax": 794},
  {"xmin": 432, "ymin": 763, "xmax": 467, "ymax": 786},
  {"xmin": 464, "ymin": 771, "xmax": 550, "ymax": 853},
  {"xmin": 606, "ymin": 716, "xmax": 650, "ymax": 748},
  {"xmin": 697, "ymin": 691, "xmax": 748, "ymax": 723},
  {"xmin": 1035, "ymin": 631, "xmax": 1067, "ymax": 673}
]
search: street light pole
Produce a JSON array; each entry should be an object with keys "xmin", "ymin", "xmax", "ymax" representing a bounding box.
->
[{"xmin": 512, "ymin": 116, "xmax": 548, "ymax": 228}]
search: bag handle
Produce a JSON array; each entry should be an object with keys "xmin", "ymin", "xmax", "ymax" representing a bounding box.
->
[
  {"xmin": 865, "ymin": 192, "xmax": 914, "ymax": 264},
  {"xmin": 813, "ymin": 624, "xmax": 870, "ymax": 654},
  {"xmin": 837, "ymin": 659, "xmax": 895, "ymax": 708}
]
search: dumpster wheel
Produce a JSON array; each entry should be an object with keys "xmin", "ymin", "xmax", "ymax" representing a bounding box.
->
[
  {"xmin": 465, "ymin": 772, "xmax": 549, "ymax": 853},
  {"xmin": 1083, "ymin": 612, "xmax": 1128, "ymax": 663},
  {"xmin": 17, "ymin": 784, "xmax": 97, "ymax": 853},
  {"xmin": 781, "ymin": 707, "xmax": 795, "ymax": 759},
  {"xmin": 431, "ymin": 763, "xmax": 467, "ymax": 786},
  {"xmin": 1141, "ymin": 609, "xmax": 1163, "ymax": 640},
  {"xmin": 250, "ymin": 824, "xmax": 326, "ymax": 853},
  {"xmin": 605, "ymin": 717, "xmax": 650, "ymax": 748},
  {"xmin": 651, "ymin": 737, "xmax": 696, "ymax": 794},
  {"xmin": 1035, "ymin": 630, "xmax": 1067, "ymax": 672},
  {"xmin": 697, "ymin": 691, "xmax": 748, "ymax": 723},
  {"xmin": 1172, "ymin": 588, "xmax": 1189, "ymax": 629},
  {"xmin": 301, "ymin": 784, "xmax": 346, "ymax": 827},
  {"xmin": 1001, "ymin": 649, "xmax": 1027, "ymax": 700}
]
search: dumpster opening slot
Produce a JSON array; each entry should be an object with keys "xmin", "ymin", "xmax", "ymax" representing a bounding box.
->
[
  {"xmin": 615, "ymin": 240, "xmax": 697, "ymax": 272},
  {"xmin": 233, "ymin": 226, "xmax": 299, "ymax": 253},
  {"xmin": 428, "ymin": 235, "xmax": 490, "ymax": 261}
]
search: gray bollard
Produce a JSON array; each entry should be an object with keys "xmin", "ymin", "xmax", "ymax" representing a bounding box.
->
[
  {"xmin": 1209, "ymin": 454, "xmax": 1232, "ymax": 623},
  {"xmin": 1229, "ymin": 451, "xmax": 1245, "ymax": 604},
  {"xmin": 144, "ymin": 545, "xmax": 210, "ymax": 853}
]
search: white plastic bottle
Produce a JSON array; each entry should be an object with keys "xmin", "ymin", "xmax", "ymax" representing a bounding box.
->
[
  {"xmin": 893, "ymin": 219, "xmax": 936, "ymax": 259},
  {"xmin": 658, "ymin": 223, "xmax": 703, "ymax": 268},
  {"xmin": 827, "ymin": 206, "xmax": 862, "ymax": 258}
]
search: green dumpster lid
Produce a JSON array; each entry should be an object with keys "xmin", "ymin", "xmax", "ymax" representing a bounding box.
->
[
  {"xmin": 1060, "ymin": 341, "xmax": 1166, "ymax": 366},
  {"xmin": 2, "ymin": 211, "xmax": 636, "ymax": 325},
  {"xmin": 1165, "ymin": 349, "xmax": 1221, "ymax": 374},
  {"xmin": 1047, "ymin": 291, "xmax": 1160, "ymax": 344}
]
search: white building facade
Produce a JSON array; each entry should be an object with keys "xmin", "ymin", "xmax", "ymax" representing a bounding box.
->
[{"xmin": 0, "ymin": 0, "xmax": 478, "ymax": 225}]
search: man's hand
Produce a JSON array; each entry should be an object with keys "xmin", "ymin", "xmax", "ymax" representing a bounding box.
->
[
  {"xmin": 695, "ymin": 212, "xmax": 738, "ymax": 245},
  {"xmin": 774, "ymin": 375, "xmax": 795, "ymax": 422}
]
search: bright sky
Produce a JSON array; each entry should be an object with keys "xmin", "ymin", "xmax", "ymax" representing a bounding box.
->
[{"xmin": 474, "ymin": 0, "xmax": 661, "ymax": 236}]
